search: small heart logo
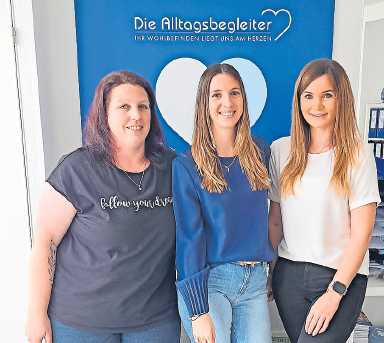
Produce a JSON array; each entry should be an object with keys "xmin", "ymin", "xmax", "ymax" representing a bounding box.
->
[
  {"xmin": 261, "ymin": 8, "xmax": 292, "ymax": 41},
  {"xmin": 156, "ymin": 57, "xmax": 267, "ymax": 144}
]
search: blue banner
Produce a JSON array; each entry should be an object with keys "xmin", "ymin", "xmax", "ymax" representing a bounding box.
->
[{"xmin": 75, "ymin": 0, "xmax": 335, "ymax": 152}]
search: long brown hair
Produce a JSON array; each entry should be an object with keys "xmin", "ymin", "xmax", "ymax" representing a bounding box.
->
[
  {"xmin": 191, "ymin": 63, "xmax": 270, "ymax": 193},
  {"xmin": 84, "ymin": 71, "xmax": 164, "ymax": 163},
  {"xmin": 280, "ymin": 59, "xmax": 361, "ymax": 196}
]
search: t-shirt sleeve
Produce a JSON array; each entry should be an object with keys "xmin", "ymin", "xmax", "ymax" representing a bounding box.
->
[
  {"xmin": 46, "ymin": 151, "xmax": 84, "ymax": 211},
  {"xmin": 172, "ymin": 156, "xmax": 209, "ymax": 318},
  {"xmin": 349, "ymin": 144, "xmax": 381, "ymax": 210},
  {"xmin": 268, "ymin": 142, "xmax": 281, "ymax": 203}
]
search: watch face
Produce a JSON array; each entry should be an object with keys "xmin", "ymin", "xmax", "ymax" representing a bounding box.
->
[{"xmin": 332, "ymin": 281, "xmax": 347, "ymax": 295}]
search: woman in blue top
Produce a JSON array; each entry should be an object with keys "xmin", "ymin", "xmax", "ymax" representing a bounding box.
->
[{"xmin": 173, "ymin": 63, "xmax": 275, "ymax": 343}]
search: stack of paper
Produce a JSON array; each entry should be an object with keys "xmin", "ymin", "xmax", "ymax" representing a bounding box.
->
[
  {"xmin": 272, "ymin": 336, "xmax": 290, "ymax": 343},
  {"xmin": 372, "ymin": 223, "xmax": 384, "ymax": 239},
  {"xmin": 369, "ymin": 206, "xmax": 384, "ymax": 278},
  {"xmin": 354, "ymin": 324, "xmax": 370, "ymax": 343}
]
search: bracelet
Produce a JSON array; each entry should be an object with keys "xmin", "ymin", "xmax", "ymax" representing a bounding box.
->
[{"xmin": 190, "ymin": 313, "xmax": 206, "ymax": 321}]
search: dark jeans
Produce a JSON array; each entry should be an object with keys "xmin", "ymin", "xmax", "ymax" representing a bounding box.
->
[{"xmin": 272, "ymin": 257, "xmax": 367, "ymax": 343}]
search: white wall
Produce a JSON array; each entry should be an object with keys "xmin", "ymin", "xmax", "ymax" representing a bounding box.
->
[
  {"xmin": 332, "ymin": 0, "xmax": 366, "ymax": 131},
  {"xmin": 5, "ymin": 0, "xmax": 83, "ymax": 231},
  {"xmin": 12, "ymin": 0, "xmax": 45, "ymax": 234},
  {"xmin": 32, "ymin": 0, "xmax": 82, "ymax": 176},
  {"xmin": 365, "ymin": 0, "xmax": 384, "ymax": 21},
  {"xmin": 360, "ymin": 1, "xmax": 384, "ymax": 138},
  {"xmin": 334, "ymin": 0, "xmax": 384, "ymax": 135},
  {"xmin": 360, "ymin": 18, "xmax": 384, "ymax": 106},
  {"xmin": 0, "ymin": 2, "xmax": 31, "ymax": 341},
  {"xmin": 332, "ymin": 0, "xmax": 384, "ymax": 134}
]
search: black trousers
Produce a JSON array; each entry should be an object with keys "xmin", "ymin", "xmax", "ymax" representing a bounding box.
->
[{"xmin": 272, "ymin": 257, "xmax": 367, "ymax": 343}]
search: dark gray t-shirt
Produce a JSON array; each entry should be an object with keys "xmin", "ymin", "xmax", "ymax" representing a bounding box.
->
[{"xmin": 47, "ymin": 148, "xmax": 178, "ymax": 332}]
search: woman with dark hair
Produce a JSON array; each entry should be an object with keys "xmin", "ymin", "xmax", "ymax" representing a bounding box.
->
[
  {"xmin": 173, "ymin": 63, "xmax": 275, "ymax": 342},
  {"xmin": 269, "ymin": 59, "xmax": 380, "ymax": 342},
  {"xmin": 26, "ymin": 71, "xmax": 180, "ymax": 342}
]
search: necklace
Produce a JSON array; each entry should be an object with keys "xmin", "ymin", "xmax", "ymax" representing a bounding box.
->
[
  {"xmin": 123, "ymin": 170, "xmax": 145, "ymax": 191},
  {"xmin": 121, "ymin": 160, "xmax": 148, "ymax": 191},
  {"xmin": 220, "ymin": 156, "xmax": 237, "ymax": 173}
]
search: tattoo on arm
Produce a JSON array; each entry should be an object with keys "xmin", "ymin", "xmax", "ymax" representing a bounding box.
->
[{"xmin": 48, "ymin": 240, "xmax": 57, "ymax": 284}]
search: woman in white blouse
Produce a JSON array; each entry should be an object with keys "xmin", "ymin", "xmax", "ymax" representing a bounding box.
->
[{"xmin": 268, "ymin": 59, "xmax": 380, "ymax": 343}]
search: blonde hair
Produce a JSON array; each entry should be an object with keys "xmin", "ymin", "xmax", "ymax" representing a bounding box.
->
[
  {"xmin": 191, "ymin": 63, "xmax": 270, "ymax": 193},
  {"xmin": 280, "ymin": 59, "xmax": 361, "ymax": 196}
]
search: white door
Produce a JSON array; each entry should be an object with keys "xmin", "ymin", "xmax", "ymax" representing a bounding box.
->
[{"xmin": 0, "ymin": 0, "xmax": 32, "ymax": 341}]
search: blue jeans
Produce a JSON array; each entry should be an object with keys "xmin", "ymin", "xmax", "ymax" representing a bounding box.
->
[
  {"xmin": 178, "ymin": 262, "xmax": 272, "ymax": 343},
  {"xmin": 50, "ymin": 318, "xmax": 180, "ymax": 343}
]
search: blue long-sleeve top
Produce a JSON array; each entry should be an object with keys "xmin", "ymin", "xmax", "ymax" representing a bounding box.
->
[{"xmin": 172, "ymin": 139, "xmax": 276, "ymax": 317}]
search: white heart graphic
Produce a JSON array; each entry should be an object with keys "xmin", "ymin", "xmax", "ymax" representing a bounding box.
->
[
  {"xmin": 261, "ymin": 8, "xmax": 292, "ymax": 41},
  {"xmin": 156, "ymin": 57, "xmax": 267, "ymax": 144}
]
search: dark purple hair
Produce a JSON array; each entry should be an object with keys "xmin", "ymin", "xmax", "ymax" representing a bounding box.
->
[{"xmin": 84, "ymin": 71, "xmax": 165, "ymax": 162}]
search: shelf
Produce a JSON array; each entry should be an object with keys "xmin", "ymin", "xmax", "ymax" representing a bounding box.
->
[
  {"xmin": 364, "ymin": 104, "xmax": 384, "ymax": 142},
  {"xmin": 366, "ymin": 277, "xmax": 384, "ymax": 297},
  {"xmin": 368, "ymin": 138, "xmax": 384, "ymax": 142}
]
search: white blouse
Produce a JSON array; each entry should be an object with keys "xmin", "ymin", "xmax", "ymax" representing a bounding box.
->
[{"xmin": 269, "ymin": 136, "xmax": 381, "ymax": 275}]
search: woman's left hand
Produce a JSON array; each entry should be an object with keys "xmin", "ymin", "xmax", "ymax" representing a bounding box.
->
[{"xmin": 305, "ymin": 291, "xmax": 341, "ymax": 336}]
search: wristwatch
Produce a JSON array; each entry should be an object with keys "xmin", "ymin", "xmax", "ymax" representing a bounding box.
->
[{"xmin": 328, "ymin": 280, "xmax": 348, "ymax": 296}]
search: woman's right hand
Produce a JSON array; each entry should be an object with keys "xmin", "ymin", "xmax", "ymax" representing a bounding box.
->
[
  {"xmin": 25, "ymin": 313, "xmax": 52, "ymax": 343},
  {"xmin": 191, "ymin": 313, "xmax": 215, "ymax": 343},
  {"xmin": 266, "ymin": 272, "xmax": 274, "ymax": 302}
]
